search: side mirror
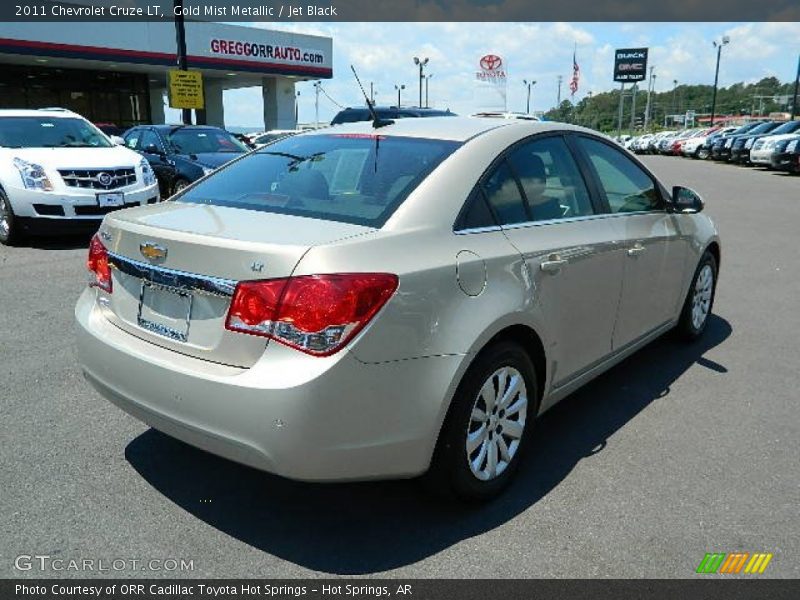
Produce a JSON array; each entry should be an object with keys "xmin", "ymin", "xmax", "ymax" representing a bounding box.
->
[
  {"xmin": 671, "ymin": 186, "xmax": 704, "ymax": 214},
  {"xmin": 143, "ymin": 144, "xmax": 163, "ymax": 155},
  {"xmin": 110, "ymin": 135, "xmax": 125, "ymax": 146}
]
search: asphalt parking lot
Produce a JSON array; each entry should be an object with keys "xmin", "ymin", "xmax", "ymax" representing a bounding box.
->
[{"xmin": 1, "ymin": 156, "xmax": 798, "ymax": 579}]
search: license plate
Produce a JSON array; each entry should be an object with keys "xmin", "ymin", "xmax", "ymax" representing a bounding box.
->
[
  {"xmin": 788, "ymin": 140, "xmax": 798, "ymax": 153},
  {"xmin": 137, "ymin": 282, "xmax": 192, "ymax": 342},
  {"xmin": 97, "ymin": 192, "xmax": 124, "ymax": 207}
]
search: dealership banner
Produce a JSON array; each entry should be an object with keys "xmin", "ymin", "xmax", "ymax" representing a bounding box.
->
[
  {"xmin": 474, "ymin": 54, "xmax": 507, "ymax": 112},
  {"xmin": 3, "ymin": 579, "xmax": 800, "ymax": 599},
  {"xmin": 613, "ymin": 48, "xmax": 649, "ymax": 82},
  {"xmin": 4, "ymin": 0, "xmax": 799, "ymax": 21}
]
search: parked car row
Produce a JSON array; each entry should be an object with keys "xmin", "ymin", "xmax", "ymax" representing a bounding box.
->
[{"xmin": 624, "ymin": 120, "xmax": 800, "ymax": 174}]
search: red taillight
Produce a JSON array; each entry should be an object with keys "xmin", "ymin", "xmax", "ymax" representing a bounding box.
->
[
  {"xmin": 87, "ymin": 234, "xmax": 112, "ymax": 293},
  {"xmin": 225, "ymin": 273, "xmax": 398, "ymax": 356}
]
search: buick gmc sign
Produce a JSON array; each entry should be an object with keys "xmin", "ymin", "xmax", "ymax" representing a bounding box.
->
[{"xmin": 613, "ymin": 48, "xmax": 648, "ymax": 82}]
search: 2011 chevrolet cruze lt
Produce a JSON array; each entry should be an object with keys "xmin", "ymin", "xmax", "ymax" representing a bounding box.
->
[{"xmin": 76, "ymin": 117, "xmax": 720, "ymax": 500}]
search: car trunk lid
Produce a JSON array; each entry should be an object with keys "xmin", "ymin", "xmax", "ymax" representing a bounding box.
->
[{"xmin": 98, "ymin": 202, "xmax": 374, "ymax": 367}]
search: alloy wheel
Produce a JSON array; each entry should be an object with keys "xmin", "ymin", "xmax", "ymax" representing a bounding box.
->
[
  {"xmin": 0, "ymin": 195, "xmax": 10, "ymax": 237},
  {"xmin": 691, "ymin": 264, "xmax": 714, "ymax": 330},
  {"xmin": 466, "ymin": 366, "xmax": 528, "ymax": 481}
]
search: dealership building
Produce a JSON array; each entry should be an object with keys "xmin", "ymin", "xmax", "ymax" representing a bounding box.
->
[{"xmin": 0, "ymin": 21, "xmax": 333, "ymax": 130}]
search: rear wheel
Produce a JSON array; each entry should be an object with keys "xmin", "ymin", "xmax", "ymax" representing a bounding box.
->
[
  {"xmin": 0, "ymin": 189, "xmax": 21, "ymax": 246},
  {"xmin": 429, "ymin": 341, "xmax": 538, "ymax": 501},
  {"xmin": 676, "ymin": 251, "xmax": 717, "ymax": 341}
]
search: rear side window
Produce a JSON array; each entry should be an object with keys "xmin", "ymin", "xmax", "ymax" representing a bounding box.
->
[
  {"xmin": 481, "ymin": 161, "xmax": 528, "ymax": 225},
  {"xmin": 507, "ymin": 136, "xmax": 594, "ymax": 221},
  {"xmin": 577, "ymin": 137, "xmax": 662, "ymax": 213},
  {"xmin": 178, "ymin": 134, "xmax": 461, "ymax": 227}
]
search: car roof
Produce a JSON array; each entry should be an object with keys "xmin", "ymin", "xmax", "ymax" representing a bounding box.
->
[
  {"xmin": 303, "ymin": 116, "xmax": 593, "ymax": 143},
  {"xmin": 0, "ymin": 108, "xmax": 80, "ymax": 118},
  {"xmin": 150, "ymin": 124, "xmax": 226, "ymax": 131}
]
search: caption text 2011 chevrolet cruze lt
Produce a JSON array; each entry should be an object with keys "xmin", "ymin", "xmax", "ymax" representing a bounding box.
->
[{"xmin": 76, "ymin": 117, "xmax": 720, "ymax": 500}]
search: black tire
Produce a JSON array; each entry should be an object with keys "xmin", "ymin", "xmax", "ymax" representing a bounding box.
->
[
  {"xmin": 676, "ymin": 251, "xmax": 718, "ymax": 341},
  {"xmin": 171, "ymin": 177, "xmax": 190, "ymax": 196},
  {"xmin": 428, "ymin": 341, "xmax": 539, "ymax": 502},
  {"xmin": 0, "ymin": 188, "xmax": 22, "ymax": 246}
]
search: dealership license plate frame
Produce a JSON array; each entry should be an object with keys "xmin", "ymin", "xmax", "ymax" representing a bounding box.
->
[
  {"xmin": 97, "ymin": 192, "xmax": 125, "ymax": 207},
  {"xmin": 137, "ymin": 281, "xmax": 193, "ymax": 342}
]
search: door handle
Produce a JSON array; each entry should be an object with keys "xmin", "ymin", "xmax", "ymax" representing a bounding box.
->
[
  {"xmin": 627, "ymin": 243, "xmax": 646, "ymax": 257},
  {"xmin": 540, "ymin": 255, "xmax": 568, "ymax": 273}
]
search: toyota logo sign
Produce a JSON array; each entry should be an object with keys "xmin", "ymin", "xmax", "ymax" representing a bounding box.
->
[
  {"xmin": 96, "ymin": 172, "xmax": 113, "ymax": 187},
  {"xmin": 480, "ymin": 55, "xmax": 503, "ymax": 71}
]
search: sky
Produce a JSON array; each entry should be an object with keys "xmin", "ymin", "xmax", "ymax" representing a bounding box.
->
[{"xmin": 164, "ymin": 22, "xmax": 800, "ymax": 128}]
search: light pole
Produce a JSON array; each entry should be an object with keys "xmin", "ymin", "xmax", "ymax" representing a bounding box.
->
[
  {"xmin": 312, "ymin": 80, "xmax": 321, "ymax": 129},
  {"xmin": 394, "ymin": 84, "xmax": 405, "ymax": 108},
  {"xmin": 413, "ymin": 56, "xmax": 429, "ymax": 108},
  {"xmin": 672, "ymin": 79, "xmax": 679, "ymax": 122},
  {"xmin": 523, "ymin": 79, "xmax": 536, "ymax": 114},
  {"xmin": 792, "ymin": 53, "xmax": 800, "ymax": 121},
  {"xmin": 644, "ymin": 67, "xmax": 655, "ymax": 131},
  {"xmin": 710, "ymin": 36, "xmax": 730, "ymax": 127},
  {"xmin": 424, "ymin": 74, "xmax": 434, "ymax": 108},
  {"xmin": 172, "ymin": 0, "xmax": 191, "ymax": 125},
  {"xmin": 557, "ymin": 75, "xmax": 563, "ymax": 106}
]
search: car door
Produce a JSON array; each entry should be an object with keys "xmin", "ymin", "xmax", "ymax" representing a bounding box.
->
[
  {"xmin": 573, "ymin": 134, "xmax": 688, "ymax": 351},
  {"xmin": 136, "ymin": 128, "xmax": 174, "ymax": 195},
  {"xmin": 478, "ymin": 134, "xmax": 626, "ymax": 388}
]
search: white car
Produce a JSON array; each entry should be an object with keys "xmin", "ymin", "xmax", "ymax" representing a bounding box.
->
[
  {"xmin": 750, "ymin": 124, "xmax": 800, "ymax": 167},
  {"xmin": 0, "ymin": 109, "xmax": 160, "ymax": 244}
]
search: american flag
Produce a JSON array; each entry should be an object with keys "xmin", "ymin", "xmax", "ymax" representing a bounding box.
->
[{"xmin": 569, "ymin": 49, "xmax": 580, "ymax": 96}]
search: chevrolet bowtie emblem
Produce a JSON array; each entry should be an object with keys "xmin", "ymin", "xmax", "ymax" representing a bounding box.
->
[{"xmin": 139, "ymin": 242, "xmax": 167, "ymax": 261}]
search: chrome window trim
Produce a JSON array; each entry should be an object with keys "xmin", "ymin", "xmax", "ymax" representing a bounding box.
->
[
  {"xmin": 455, "ymin": 209, "xmax": 667, "ymax": 235},
  {"xmin": 107, "ymin": 252, "xmax": 237, "ymax": 297}
]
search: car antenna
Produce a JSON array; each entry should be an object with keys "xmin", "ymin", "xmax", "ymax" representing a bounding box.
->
[{"xmin": 350, "ymin": 65, "xmax": 393, "ymax": 129}]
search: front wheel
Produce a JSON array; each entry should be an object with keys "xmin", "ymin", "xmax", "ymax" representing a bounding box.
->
[
  {"xmin": 428, "ymin": 341, "xmax": 538, "ymax": 501},
  {"xmin": 676, "ymin": 251, "xmax": 718, "ymax": 341},
  {"xmin": 0, "ymin": 189, "xmax": 21, "ymax": 246},
  {"xmin": 171, "ymin": 177, "xmax": 191, "ymax": 196}
]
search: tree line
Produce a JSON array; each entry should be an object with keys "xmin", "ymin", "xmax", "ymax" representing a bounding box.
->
[{"xmin": 545, "ymin": 77, "xmax": 798, "ymax": 133}]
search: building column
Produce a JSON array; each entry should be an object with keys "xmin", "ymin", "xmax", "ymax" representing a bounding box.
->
[
  {"xmin": 148, "ymin": 84, "xmax": 166, "ymax": 124},
  {"xmin": 262, "ymin": 77, "xmax": 297, "ymax": 131},
  {"xmin": 198, "ymin": 79, "xmax": 225, "ymax": 127}
]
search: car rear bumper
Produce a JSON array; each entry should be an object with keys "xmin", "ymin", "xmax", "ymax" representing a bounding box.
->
[{"xmin": 75, "ymin": 288, "xmax": 463, "ymax": 482}]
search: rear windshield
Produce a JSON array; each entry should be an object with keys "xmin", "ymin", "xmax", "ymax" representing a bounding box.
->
[
  {"xmin": 0, "ymin": 116, "xmax": 112, "ymax": 148},
  {"xmin": 178, "ymin": 134, "xmax": 462, "ymax": 227},
  {"xmin": 166, "ymin": 128, "xmax": 248, "ymax": 154}
]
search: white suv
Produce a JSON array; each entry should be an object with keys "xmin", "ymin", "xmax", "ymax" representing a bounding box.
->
[{"xmin": 0, "ymin": 109, "xmax": 159, "ymax": 244}]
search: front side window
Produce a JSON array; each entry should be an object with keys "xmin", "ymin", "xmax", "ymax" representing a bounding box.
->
[
  {"xmin": 138, "ymin": 130, "xmax": 163, "ymax": 153},
  {"xmin": 577, "ymin": 136, "xmax": 662, "ymax": 213},
  {"xmin": 507, "ymin": 136, "xmax": 594, "ymax": 221},
  {"xmin": 123, "ymin": 130, "xmax": 139, "ymax": 150},
  {"xmin": 178, "ymin": 134, "xmax": 461, "ymax": 227},
  {"xmin": 0, "ymin": 116, "xmax": 112, "ymax": 148}
]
